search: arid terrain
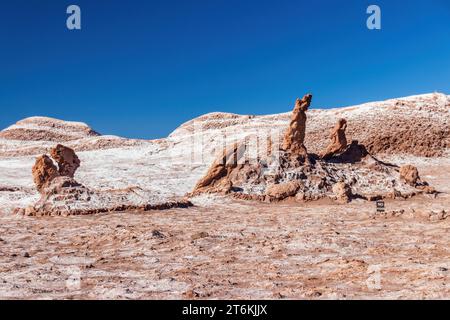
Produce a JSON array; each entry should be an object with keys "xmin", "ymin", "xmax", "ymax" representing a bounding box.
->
[{"xmin": 0, "ymin": 93, "xmax": 449, "ymax": 299}]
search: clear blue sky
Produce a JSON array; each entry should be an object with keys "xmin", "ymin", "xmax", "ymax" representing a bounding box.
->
[{"xmin": 1, "ymin": 0, "xmax": 449, "ymax": 138}]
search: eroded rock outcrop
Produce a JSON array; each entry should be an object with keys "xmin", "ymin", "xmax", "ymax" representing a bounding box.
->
[
  {"xmin": 320, "ymin": 119, "xmax": 348, "ymax": 159},
  {"xmin": 332, "ymin": 182, "xmax": 352, "ymax": 204},
  {"xmin": 398, "ymin": 164, "xmax": 436, "ymax": 194},
  {"xmin": 32, "ymin": 155, "xmax": 59, "ymax": 194},
  {"xmin": 281, "ymin": 94, "xmax": 312, "ymax": 162},
  {"xmin": 190, "ymin": 94, "xmax": 437, "ymax": 204},
  {"xmin": 26, "ymin": 144, "xmax": 192, "ymax": 216},
  {"xmin": 399, "ymin": 165, "xmax": 420, "ymax": 186},
  {"xmin": 32, "ymin": 144, "xmax": 81, "ymax": 193},
  {"xmin": 192, "ymin": 142, "xmax": 246, "ymax": 195},
  {"xmin": 265, "ymin": 181, "xmax": 302, "ymax": 201},
  {"xmin": 50, "ymin": 144, "xmax": 80, "ymax": 178}
]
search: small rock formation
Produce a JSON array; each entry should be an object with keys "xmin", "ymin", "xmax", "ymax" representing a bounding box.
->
[
  {"xmin": 192, "ymin": 142, "xmax": 246, "ymax": 195},
  {"xmin": 332, "ymin": 182, "xmax": 352, "ymax": 204},
  {"xmin": 50, "ymin": 144, "xmax": 80, "ymax": 178},
  {"xmin": 281, "ymin": 94, "xmax": 312, "ymax": 162},
  {"xmin": 32, "ymin": 155, "xmax": 59, "ymax": 194},
  {"xmin": 320, "ymin": 118, "xmax": 348, "ymax": 159},
  {"xmin": 399, "ymin": 165, "xmax": 420, "ymax": 186},
  {"xmin": 32, "ymin": 144, "xmax": 81, "ymax": 193},
  {"xmin": 265, "ymin": 181, "xmax": 302, "ymax": 201},
  {"xmin": 398, "ymin": 164, "xmax": 436, "ymax": 194}
]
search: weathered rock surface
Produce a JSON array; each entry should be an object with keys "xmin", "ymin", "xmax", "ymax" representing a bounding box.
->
[
  {"xmin": 191, "ymin": 94, "xmax": 436, "ymax": 203},
  {"xmin": 25, "ymin": 144, "xmax": 192, "ymax": 216},
  {"xmin": 31, "ymin": 144, "xmax": 81, "ymax": 194},
  {"xmin": 399, "ymin": 164, "xmax": 420, "ymax": 186},
  {"xmin": 32, "ymin": 155, "xmax": 59, "ymax": 193},
  {"xmin": 24, "ymin": 175, "xmax": 192, "ymax": 217},
  {"xmin": 191, "ymin": 138, "xmax": 434, "ymax": 203},
  {"xmin": 266, "ymin": 181, "xmax": 302, "ymax": 201},
  {"xmin": 281, "ymin": 94, "xmax": 312, "ymax": 161},
  {"xmin": 320, "ymin": 118, "xmax": 348, "ymax": 159},
  {"xmin": 192, "ymin": 142, "xmax": 246, "ymax": 195},
  {"xmin": 332, "ymin": 182, "xmax": 352, "ymax": 204},
  {"xmin": 0, "ymin": 93, "xmax": 448, "ymax": 215},
  {"xmin": 50, "ymin": 144, "xmax": 80, "ymax": 178}
]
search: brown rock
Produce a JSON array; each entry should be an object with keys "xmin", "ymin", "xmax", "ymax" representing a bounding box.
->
[
  {"xmin": 281, "ymin": 94, "xmax": 312, "ymax": 161},
  {"xmin": 319, "ymin": 118, "xmax": 348, "ymax": 159},
  {"xmin": 332, "ymin": 182, "xmax": 352, "ymax": 203},
  {"xmin": 399, "ymin": 165, "xmax": 420, "ymax": 186},
  {"xmin": 32, "ymin": 155, "xmax": 59, "ymax": 193},
  {"xmin": 192, "ymin": 142, "xmax": 246, "ymax": 194},
  {"xmin": 265, "ymin": 181, "xmax": 302, "ymax": 200},
  {"xmin": 50, "ymin": 144, "xmax": 80, "ymax": 178}
]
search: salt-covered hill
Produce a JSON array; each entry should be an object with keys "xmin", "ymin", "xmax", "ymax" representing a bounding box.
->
[
  {"xmin": 171, "ymin": 92, "xmax": 450, "ymax": 157},
  {"xmin": 0, "ymin": 116, "xmax": 100, "ymax": 141},
  {"xmin": 0, "ymin": 116, "xmax": 146, "ymax": 157},
  {"xmin": 0, "ymin": 93, "xmax": 449, "ymax": 215}
]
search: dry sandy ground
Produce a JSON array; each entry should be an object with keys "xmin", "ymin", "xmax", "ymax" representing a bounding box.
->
[{"xmin": 0, "ymin": 162, "xmax": 448, "ymax": 300}]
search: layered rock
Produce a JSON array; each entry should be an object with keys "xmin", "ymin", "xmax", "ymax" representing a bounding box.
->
[
  {"xmin": 0, "ymin": 116, "xmax": 100, "ymax": 142},
  {"xmin": 319, "ymin": 118, "xmax": 348, "ymax": 159}
]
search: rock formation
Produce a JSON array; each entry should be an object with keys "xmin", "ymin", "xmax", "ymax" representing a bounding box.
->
[
  {"xmin": 27, "ymin": 145, "xmax": 192, "ymax": 216},
  {"xmin": 32, "ymin": 155, "xmax": 59, "ymax": 194},
  {"xmin": 32, "ymin": 144, "xmax": 81, "ymax": 193},
  {"xmin": 190, "ymin": 94, "xmax": 437, "ymax": 204},
  {"xmin": 281, "ymin": 94, "xmax": 312, "ymax": 162},
  {"xmin": 265, "ymin": 181, "xmax": 302, "ymax": 201},
  {"xmin": 332, "ymin": 182, "xmax": 352, "ymax": 204},
  {"xmin": 399, "ymin": 165, "xmax": 420, "ymax": 186},
  {"xmin": 192, "ymin": 142, "xmax": 246, "ymax": 195},
  {"xmin": 50, "ymin": 144, "xmax": 80, "ymax": 178},
  {"xmin": 320, "ymin": 118, "xmax": 348, "ymax": 159}
]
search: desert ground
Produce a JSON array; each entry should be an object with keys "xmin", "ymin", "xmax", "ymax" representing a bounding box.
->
[
  {"xmin": 0, "ymin": 93, "xmax": 448, "ymax": 299},
  {"xmin": 0, "ymin": 157, "xmax": 448, "ymax": 299}
]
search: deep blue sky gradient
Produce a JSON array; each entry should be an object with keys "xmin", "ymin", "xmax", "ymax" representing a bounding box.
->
[{"xmin": 1, "ymin": 0, "xmax": 449, "ymax": 138}]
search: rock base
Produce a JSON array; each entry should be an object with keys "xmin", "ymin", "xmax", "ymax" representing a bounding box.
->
[{"xmin": 190, "ymin": 141, "xmax": 437, "ymax": 203}]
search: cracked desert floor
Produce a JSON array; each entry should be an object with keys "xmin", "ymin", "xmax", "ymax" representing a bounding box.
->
[{"xmin": 0, "ymin": 161, "xmax": 448, "ymax": 299}]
